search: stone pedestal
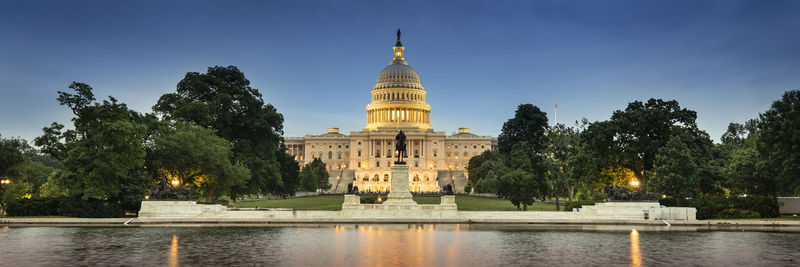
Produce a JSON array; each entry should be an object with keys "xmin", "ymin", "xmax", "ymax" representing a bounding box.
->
[{"xmin": 383, "ymin": 164, "xmax": 417, "ymax": 205}]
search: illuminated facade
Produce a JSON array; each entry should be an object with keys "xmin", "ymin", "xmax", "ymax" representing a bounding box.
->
[{"xmin": 284, "ymin": 31, "xmax": 496, "ymax": 193}]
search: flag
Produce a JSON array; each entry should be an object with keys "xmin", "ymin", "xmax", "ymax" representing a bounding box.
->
[{"xmin": 555, "ymin": 104, "xmax": 558, "ymax": 111}]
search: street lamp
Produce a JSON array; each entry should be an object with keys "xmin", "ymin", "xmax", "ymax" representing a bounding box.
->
[
  {"xmin": 631, "ymin": 180, "xmax": 640, "ymax": 187},
  {"xmin": 0, "ymin": 178, "xmax": 10, "ymax": 185},
  {"xmin": 171, "ymin": 179, "xmax": 180, "ymax": 186}
]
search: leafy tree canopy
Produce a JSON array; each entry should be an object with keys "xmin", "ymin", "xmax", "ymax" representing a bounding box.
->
[{"xmin": 153, "ymin": 66, "xmax": 289, "ymax": 196}]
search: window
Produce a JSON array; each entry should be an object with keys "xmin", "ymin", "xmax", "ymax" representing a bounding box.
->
[
  {"xmin": 413, "ymin": 174, "xmax": 420, "ymax": 181},
  {"xmin": 414, "ymin": 161, "xmax": 419, "ymax": 167},
  {"xmin": 373, "ymin": 174, "xmax": 380, "ymax": 181},
  {"xmin": 328, "ymin": 151, "xmax": 332, "ymax": 159},
  {"xmin": 474, "ymin": 145, "xmax": 477, "ymax": 149},
  {"xmin": 358, "ymin": 141, "xmax": 361, "ymax": 145},
  {"xmin": 447, "ymin": 152, "xmax": 451, "ymax": 160},
  {"xmin": 363, "ymin": 175, "xmax": 369, "ymax": 181},
  {"xmin": 414, "ymin": 150, "xmax": 419, "ymax": 158},
  {"xmin": 376, "ymin": 150, "xmax": 380, "ymax": 157},
  {"xmin": 384, "ymin": 174, "xmax": 389, "ymax": 182},
  {"xmin": 376, "ymin": 161, "xmax": 380, "ymax": 167},
  {"xmin": 387, "ymin": 150, "xmax": 392, "ymax": 158},
  {"xmin": 464, "ymin": 152, "xmax": 468, "ymax": 158},
  {"xmin": 358, "ymin": 150, "xmax": 362, "ymax": 157},
  {"xmin": 425, "ymin": 174, "xmax": 429, "ymax": 181},
  {"xmin": 358, "ymin": 162, "xmax": 362, "ymax": 168},
  {"xmin": 433, "ymin": 150, "xmax": 437, "ymax": 157},
  {"xmin": 482, "ymin": 145, "xmax": 485, "ymax": 149},
  {"xmin": 329, "ymin": 145, "xmax": 332, "ymax": 149},
  {"xmin": 338, "ymin": 145, "xmax": 341, "ymax": 149},
  {"xmin": 338, "ymin": 152, "xmax": 342, "ymax": 159}
]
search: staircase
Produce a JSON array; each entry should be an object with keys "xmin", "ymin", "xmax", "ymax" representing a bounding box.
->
[
  {"xmin": 328, "ymin": 169, "xmax": 355, "ymax": 193},
  {"xmin": 437, "ymin": 170, "xmax": 468, "ymax": 193}
]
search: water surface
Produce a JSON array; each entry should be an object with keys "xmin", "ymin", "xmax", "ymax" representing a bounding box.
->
[{"xmin": 0, "ymin": 225, "xmax": 798, "ymax": 266}]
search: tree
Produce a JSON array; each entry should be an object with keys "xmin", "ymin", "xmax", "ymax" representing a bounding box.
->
[
  {"xmin": 581, "ymin": 99, "xmax": 699, "ymax": 195},
  {"xmin": 545, "ymin": 123, "xmax": 580, "ymax": 210},
  {"xmin": 495, "ymin": 104, "xmax": 550, "ymax": 210},
  {"xmin": 467, "ymin": 150, "xmax": 501, "ymax": 186},
  {"xmin": 149, "ymin": 123, "xmax": 250, "ymax": 203},
  {"xmin": 652, "ymin": 132, "xmax": 703, "ymax": 198},
  {"xmin": 498, "ymin": 104, "xmax": 549, "ymax": 155},
  {"xmin": 475, "ymin": 170, "xmax": 498, "ymax": 194},
  {"xmin": 298, "ymin": 158, "xmax": 330, "ymax": 192},
  {"xmin": 275, "ymin": 148, "xmax": 300, "ymax": 197},
  {"xmin": 0, "ymin": 135, "xmax": 25, "ymax": 178},
  {"xmin": 35, "ymin": 82, "xmax": 151, "ymax": 212},
  {"xmin": 758, "ymin": 90, "xmax": 800, "ymax": 198},
  {"xmin": 153, "ymin": 66, "xmax": 286, "ymax": 196}
]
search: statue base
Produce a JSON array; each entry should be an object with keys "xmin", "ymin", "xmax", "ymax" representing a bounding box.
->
[{"xmin": 384, "ymin": 164, "xmax": 417, "ymax": 205}]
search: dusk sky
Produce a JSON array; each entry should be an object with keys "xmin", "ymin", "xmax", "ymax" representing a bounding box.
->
[{"xmin": 1, "ymin": 0, "xmax": 799, "ymax": 143}]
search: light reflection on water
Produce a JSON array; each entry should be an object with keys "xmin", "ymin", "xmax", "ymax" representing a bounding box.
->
[
  {"xmin": 169, "ymin": 234, "xmax": 178, "ymax": 267},
  {"xmin": 0, "ymin": 225, "xmax": 798, "ymax": 266},
  {"xmin": 631, "ymin": 229, "xmax": 641, "ymax": 267}
]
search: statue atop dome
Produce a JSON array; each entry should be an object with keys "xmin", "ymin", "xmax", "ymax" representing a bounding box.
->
[{"xmin": 395, "ymin": 28, "xmax": 403, "ymax": 47}]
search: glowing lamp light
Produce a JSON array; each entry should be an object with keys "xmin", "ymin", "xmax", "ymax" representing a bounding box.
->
[
  {"xmin": 0, "ymin": 179, "xmax": 10, "ymax": 184},
  {"xmin": 631, "ymin": 180, "xmax": 640, "ymax": 187},
  {"xmin": 171, "ymin": 180, "xmax": 180, "ymax": 186}
]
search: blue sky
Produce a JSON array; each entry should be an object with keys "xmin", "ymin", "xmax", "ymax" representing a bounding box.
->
[{"xmin": 1, "ymin": 0, "xmax": 798, "ymax": 142}]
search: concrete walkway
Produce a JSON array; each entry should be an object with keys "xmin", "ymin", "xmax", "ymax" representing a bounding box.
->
[{"xmin": 4, "ymin": 217, "xmax": 800, "ymax": 230}]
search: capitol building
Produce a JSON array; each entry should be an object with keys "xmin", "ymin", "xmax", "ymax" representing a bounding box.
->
[{"xmin": 284, "ymin": 31, "xmax": 496, "ymax": 194}]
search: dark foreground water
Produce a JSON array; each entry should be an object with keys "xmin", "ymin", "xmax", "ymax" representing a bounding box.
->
[{"xmin": 1, "ymin": 224, "xmax": 799, "ymax": 266}]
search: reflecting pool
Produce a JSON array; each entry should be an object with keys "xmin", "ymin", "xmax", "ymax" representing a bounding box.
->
[{"xmin": 1, "ymin": 224, "xmax": 798, "ymax": 266}]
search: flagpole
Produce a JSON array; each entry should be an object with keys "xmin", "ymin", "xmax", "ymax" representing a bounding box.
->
[{"xmin": 555, "ymin": 104, "xmax": 558, "ymax": 127}]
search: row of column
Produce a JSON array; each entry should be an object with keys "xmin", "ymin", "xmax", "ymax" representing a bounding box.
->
[
  {"xmin": 373, "ymin": 91, "xmax": 424, "ymax": 101},
  {"xmin": 367, "ymin": 138, "xmax": 425, "ymax": 160},
  {"xmin": 367, "ymin": 108, "xmax": 429, "ymax": 124}
]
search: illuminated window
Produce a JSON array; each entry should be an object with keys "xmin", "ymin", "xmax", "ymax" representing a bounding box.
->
[
  {"xmin": 338, "ymin": 152, "xmax": 342, "ymax": 159},
  {"xmin": 373, "ymin": 174, "xmax": 380, "ymax": 181},
  {"xmin": 358, "ymin": 162, "xmax": 361, "ymax": 168},
  {"xmin": 413, "ymin": 174, "xmax": 420, "ymax": 181},
  {"xmin": 384, "ymin": 174, "xmax": 389, "ymax": 182}
]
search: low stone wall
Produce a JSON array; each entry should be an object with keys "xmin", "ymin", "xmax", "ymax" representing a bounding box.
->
[{"xmin": 138, "ymin": 198, "xmax": 696, "ymax": 222}]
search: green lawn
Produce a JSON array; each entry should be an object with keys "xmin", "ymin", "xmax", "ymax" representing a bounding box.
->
[
  {"xmin": 233, "ymin": 195, "xmax": 344, "ymax": 211},
  {"xmin": 233, "ymin": 195, "xmax": 557, "ymax": 211}
]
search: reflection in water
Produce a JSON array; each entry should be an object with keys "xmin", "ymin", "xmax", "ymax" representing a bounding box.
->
[
  {"xmin": 630, "ymin": 229, "xmax": 641, "ymax": 267},
  {"xmin": 2, "ymin": 225, "xmax": 800, "ymax": 266},
  {"xmin": 169, "ymin": 234, "xmax": 179, "ymax": 267}
]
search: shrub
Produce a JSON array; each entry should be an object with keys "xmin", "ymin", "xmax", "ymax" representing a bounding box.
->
[
  {"xmin": 718, "ymin": 209, "xmax": 761, "ymax": 219},
  {"xmin": 659, "ymin": 197, "xmax": 678, "ymax": 207},
  {"xmin": 659, "ymin": 195, "xmax": 778, "ymax": 219},
  {"xmin": 5, "ymin": 197, "xmax": 125, "ymax": 218},
  {"xmin": 731, "ymin": 195, "xmax": 779, "ymax": 218},
  {"xmin": 360, "ymin": 196, "xmax": 379, "ymax": 204},
  {"xmin": 563, "ymin": 199, "xmax": 602, "ymax": 211}
]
